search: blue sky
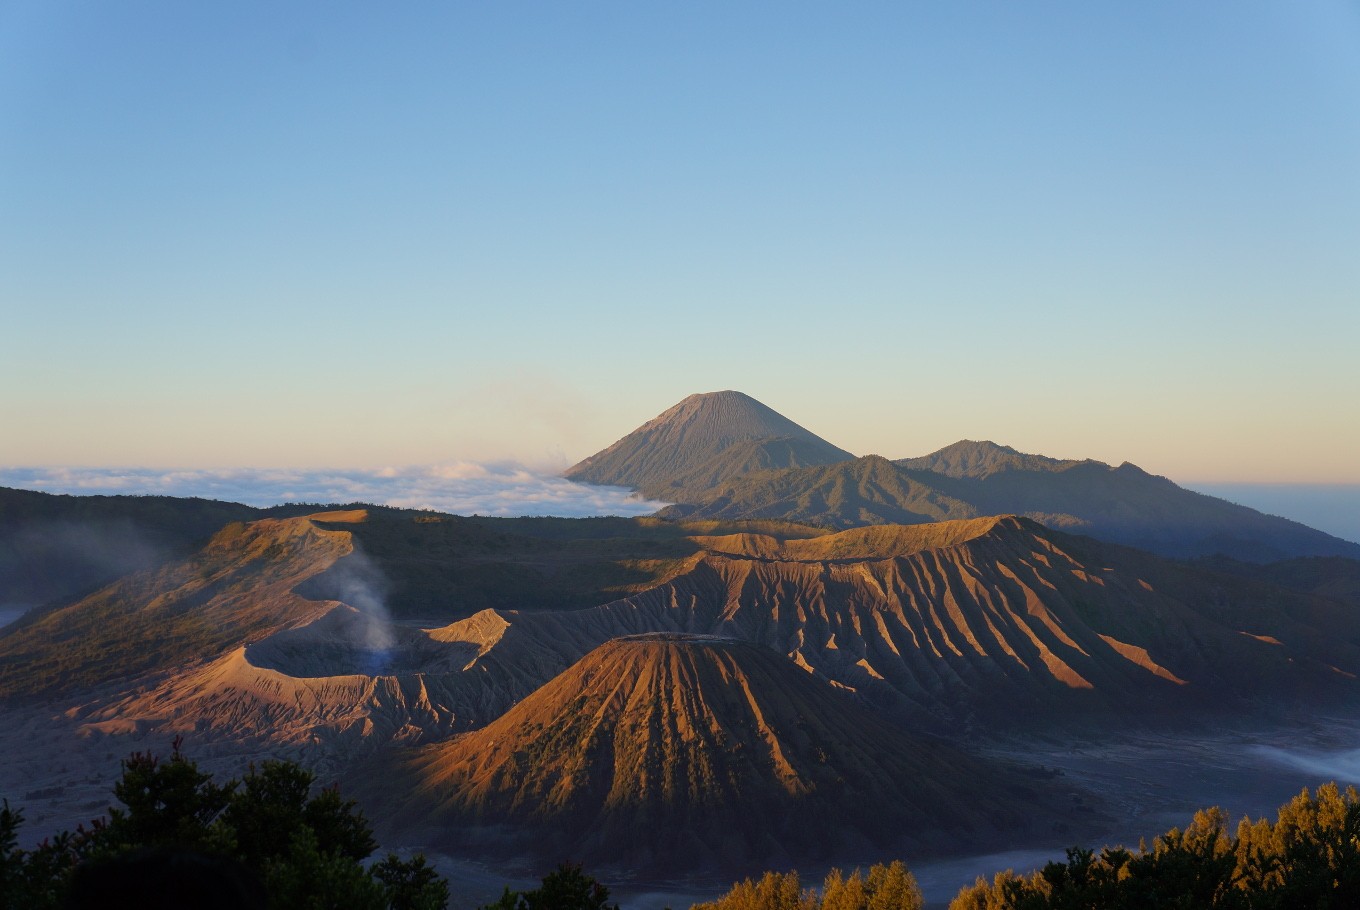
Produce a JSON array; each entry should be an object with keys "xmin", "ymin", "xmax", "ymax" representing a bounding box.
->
[{"xmin": 3, "ymin": 2, "xmax": 1358, "ymax": 482}]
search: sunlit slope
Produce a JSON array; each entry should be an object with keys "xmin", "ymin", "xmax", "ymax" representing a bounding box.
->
[
  {"xmin": 45, "ymin": 513, "xmax": 835, "ymax": 747},
  {"xmin": 455, "ymin": 516, "xmax": 1360, "ymax": 725},
  {"xmin": 564, "ymin": 390, "xmax": 853, "ymax": 498},
  {"xmin": 19, "ymin": 510, "xmax": 1358, "ymax": 747},
  {"xmin": 373, "ymin": 634, "xmax": 1078, "ymax": 872},
  {"xmin": 0, "ymin": 511, "xmax": 359, "ymax": 700}
]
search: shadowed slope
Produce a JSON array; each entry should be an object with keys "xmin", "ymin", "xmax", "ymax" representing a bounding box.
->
[
  {"xmin": 896, "ymin": 440, "xmax": 1084, "ymax": 478},
  {"xmin": 0, "ymin": 485, "xmax": 287, "ymax": 614},
  {"xmin": 372, "ymin": 634, "xmax": 1080, "ymax": 873},
  {"xmin": 656, "ymin": 444, "xmax": 1359, "ymax": 562},
  {"xmin": 660, "ymin": 455, "xmax": 978, "ymax": 528},
  {"xmin": 304, "ymin": 511, "xmax": 829, "ymax": 621},
  {"xmin": 1193, "ymin": 555, "xmax": 1360, "ymax": 609},
  {"xmin": 564, "ymin": 391, "xmax": 853, "ymax": 498},
  {"xmin": 896, "ymin": 441, "xmax": 1360, "ymax": 562}
]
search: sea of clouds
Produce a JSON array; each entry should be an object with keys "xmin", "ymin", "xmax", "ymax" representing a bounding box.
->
[{"xmin": 0, "ymin": 464, "xmax": 669, "ymax": 518}]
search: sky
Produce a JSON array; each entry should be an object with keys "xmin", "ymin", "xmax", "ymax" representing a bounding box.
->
[{"xmin": 2, "ymin": 2, "xmax": 1358, "ymax": 486}]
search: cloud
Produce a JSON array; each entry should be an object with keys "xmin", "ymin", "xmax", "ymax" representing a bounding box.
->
[
  {"xmin": 0, "ymin": 464, "xmax": 668, "ymax": 518},
  {"xmin": 429, "ymin": 462, "xmax": 494, "ymax": 481}
]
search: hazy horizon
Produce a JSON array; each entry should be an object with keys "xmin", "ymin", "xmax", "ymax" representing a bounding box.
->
[
  {"xmin": 3, "ymin": 3, "xmax": 1357, "ymax": 482},
  {"xmin": 3, "ymin": 464, "xmax": 1358, "ymax": 546}
]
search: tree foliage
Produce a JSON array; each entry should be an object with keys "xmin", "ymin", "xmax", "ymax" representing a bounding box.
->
[
  {"xmin": 481, "ymin": 863, "xmax": 619, "ymax": 910},
  {"xmin": 694, "ymin": 863, "xmax": 923, "ymax": 910},
  {"xmin": 949, "ymin": 784, "xmax": 1360, "ymax": 910},
  {"xmin": 0, "ymin": 739, "xmax": 447, "ymax": 910}
]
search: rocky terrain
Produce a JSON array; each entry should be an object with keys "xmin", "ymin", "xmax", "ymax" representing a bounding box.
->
[
  {"xmin": 564, "ymin": 390, "xmax": 854, "ymax": 499},
  {"xmin": 364, "ymin": 634, "xmax": 1087, "ymax": 874},
  {"xmin": 3, "ymin": 390, "xmax": 1359, "ymax": 880}
]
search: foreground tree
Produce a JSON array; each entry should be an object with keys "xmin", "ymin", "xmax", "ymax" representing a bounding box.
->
[
  {"xmin": 483, "ymin": 863, "xmax": 619, "ymax": 910},
  {"xmin": 0, "ymin": 739, "xmax": 448, "ymax": 910},
  {"xmin": 949, "ymin": 784, "xmax": 1360, "ymax": 910},
  {"xmin": 694, "ymin": 863, "xmax": 922, "ymax": 910}
]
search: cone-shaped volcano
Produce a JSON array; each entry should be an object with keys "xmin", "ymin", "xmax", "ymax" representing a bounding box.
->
[
  {"xmin": 375, "ymin": 633, "xmax": 1079, "ymax": 873},
  {"xmin": 564, "ymin": 391, "xmax": 853, "ymax": 497}
]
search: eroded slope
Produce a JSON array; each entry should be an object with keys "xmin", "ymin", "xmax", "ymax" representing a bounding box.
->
[{"xmin": 370, "ymin": 634, "xmax": 1081, "ymax": 872}]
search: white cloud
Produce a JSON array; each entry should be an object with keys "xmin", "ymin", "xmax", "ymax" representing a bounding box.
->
[
  {"xmin": 429, "ymin": 462, "xmax": 493, "ymax": 480},
  {"xmin": 0, "ymin": 464, "xmax": 667, "ymax": 519}
]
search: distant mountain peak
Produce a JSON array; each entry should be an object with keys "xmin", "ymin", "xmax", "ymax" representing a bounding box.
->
[
  {"xmin": 897, "ymin": 439, "xmax": 1085, "ymax": 479},
  {"xmin": 634, "ymin": 389, "xmax": 819, "ymax": 440},
  {"xmin": 564, "ymin": 391, "xmax": 854, "ymax": 496}
]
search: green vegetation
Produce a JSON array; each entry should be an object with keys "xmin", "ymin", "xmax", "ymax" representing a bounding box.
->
[
  {"xmin": 9, "ymin": 748, "xmax": 1360, "ymax": 910},
  {"xmin": 659, "ymin": 456, "xmax": 980, "ymax": 530},
  {"xmin": 949, "ymin": 783, "xmax": 1360, "ymax": 909},
  {"xmin": 678, "ymin": 785, "xmax": 1360, "ymax": 910},
  {"xmin": 693, "ymin": 863, "xmax": 923, "ymax": 910},
  {"xmin": 0, "ymin": 739, "xmax": 448, "ymax": 909},
  {"xmin": 482, "ymin": 863, "xmax": 619, "ymax": 910}
]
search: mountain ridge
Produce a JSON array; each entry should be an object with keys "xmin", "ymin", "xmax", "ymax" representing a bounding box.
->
[
  {"xmin": 567, "ymin": 392, "xmax": 1360, "ymax": 562},
  {"xmin": 896, "ymin": 439, "xmax": 1088, "ymax": 478}
]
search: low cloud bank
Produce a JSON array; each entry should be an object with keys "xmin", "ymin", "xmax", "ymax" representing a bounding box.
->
[
  {"xmin": 1252, "ymin": 745, "xmax": 1360, "ymax": 785},
  {"xmin": 0, "ymin": 464, "xmax": 669, "ymax": 518}
]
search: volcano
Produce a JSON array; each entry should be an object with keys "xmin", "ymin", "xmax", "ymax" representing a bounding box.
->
[
  {"xmin": 564, "ymin": 390, "xmax": 853, "ymax": 498},
  {"xmin": 371, "ymin": 633, "xmax": 1081, "ymax": 873}
]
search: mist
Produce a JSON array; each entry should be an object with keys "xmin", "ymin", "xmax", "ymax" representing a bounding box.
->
[
  {"xmin": 0, "ymin": 607, "xmax": 29, "ymax": 629},
  {"xmin": 0, "ymin": 521, "xmax": 169, "ymax": 616},
  {"xmin": 0, "ymin": 464, "xmax": 668, "ymax": 519},
  {"xmin": 1251, "ymin": 744, "xmax": 1360, "ymax": 787}
]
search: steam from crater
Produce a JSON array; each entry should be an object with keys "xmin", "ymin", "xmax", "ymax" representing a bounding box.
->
[{"xmin": 315, "ymin": 543, "xmax": 395, "ymax": 676}]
